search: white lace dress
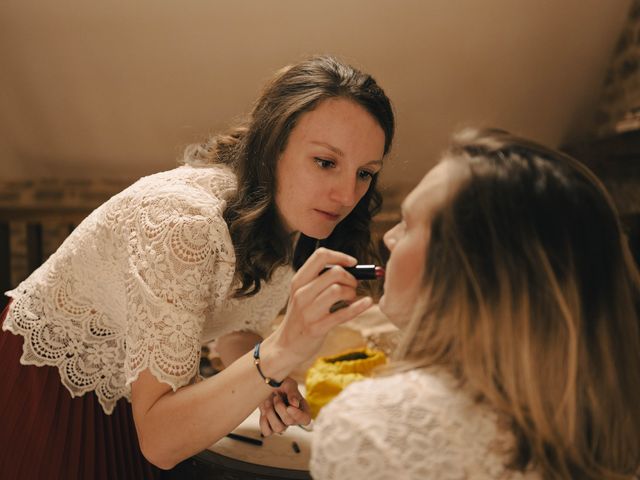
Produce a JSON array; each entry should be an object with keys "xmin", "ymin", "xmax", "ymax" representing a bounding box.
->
[
  {"xmin": 310, "ymin": 369, "xmax": 541, "ymax": 480},
  {"xmin": 3, "ymin": 164, "xmax": 293, "ymax": 414}
]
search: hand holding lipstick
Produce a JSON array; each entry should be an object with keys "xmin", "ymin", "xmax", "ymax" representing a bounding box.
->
[{"xmin": 265, "ymin": 248, "xmax": 373, "ymax": 371}]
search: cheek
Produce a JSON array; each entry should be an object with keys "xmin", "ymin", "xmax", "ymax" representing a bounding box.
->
[
  {"xmin": 287, "ymin": 170, "xmax": 318, "ymax": 198},
  {"xmin": 355, "ymin": 182, "xmax": 372, "ymax": 204},
  {"xmin": 398, "ymin": 258, "xmax": 423, "ymax": 299},
  {"xmin": 276, "ymin": 174, "xmax": 302, "ymax": 207},
  {"xmin": 381, "ymin": 254, "xmax": 423, "ymax": 326},
  {"xmin": 395, "ymin": 240, "xmax": 426, "ymax": 296},
  {"xmin": 274, "ymin": 180, "xmax": 300, "ymax": 229}
]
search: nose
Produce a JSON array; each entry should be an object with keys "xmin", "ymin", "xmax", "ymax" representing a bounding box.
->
[
  {"xmin": 383, "ymin": 224, "xmax": 399, "ymax": 251},
  {"xmin": 330, "ymin": 173, "xmax": 361, "ymax": 208}
]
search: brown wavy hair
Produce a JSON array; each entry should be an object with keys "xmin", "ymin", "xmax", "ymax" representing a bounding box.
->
[
  {"xmin": 394, "ymin": 128, "xmax": 640, "ymax": 478},
  {"xmin": 182, "ymin": 55, "xmax": 394, "ymax": 297}
]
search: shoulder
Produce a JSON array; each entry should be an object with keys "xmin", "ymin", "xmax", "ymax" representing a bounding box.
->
[
  {"xmin": 321, "ymin": 368, "xmax": 457, "ymax": 416},
  {"xmin": 175, "ymin": 163, "xmax": 237, "ymax": 200},
  {"xmin": 314, "ymin": 369, "xmax": 447, "ymax": 441},
  {"xmin": 116, "ymin": 166, "xmax": 237, "ymax": 295},
  {"xmin": 141, "ymin": 163, "xmax": 236, "ymax": 189},
  {"xmin": 121, "ymin": 164, "xmax": 237, "ymax": 213},
  {"xmin": 310, "ymin": 371, "xmax": 436, "ymax": 479},
  {"xmin": 323, "ymin": 368, "xmax": 502, "ymax": 438},
  {"xmin": 312, "ymin": 369, "xmax": 523, "ymax": 479},
  {"xmin": 107, "ymin": 165, "xmax": 237, "ymax": 239}
]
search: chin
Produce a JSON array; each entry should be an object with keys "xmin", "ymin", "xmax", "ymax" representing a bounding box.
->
[
  {"xmin": 301, "ymin": 225, "xmax": 334, "ymax": 240},
  {"xmin": 378, "ymin": 295, "xmax": 405, "ymax": 328},
  {"xmin": 378, "ymin": 294, "xmax": 388, "ymax": 315}
]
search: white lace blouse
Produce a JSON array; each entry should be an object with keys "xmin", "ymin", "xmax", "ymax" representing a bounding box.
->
[
  {"xmin": 3, "ymin": 165, "xmax": 293, "ymax": 414},
  {"xmin": 310, "ymin": 369, "xmax": 541, "ymax": 480}
]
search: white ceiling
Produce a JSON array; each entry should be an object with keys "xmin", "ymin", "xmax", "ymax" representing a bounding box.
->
[{"xmin": 0, "ymin": 0, "xmax": 631, "ymax": 190}]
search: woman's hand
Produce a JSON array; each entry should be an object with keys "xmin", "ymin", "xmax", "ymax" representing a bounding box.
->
[
  {"xmin": 267, "ymin": 248, "xmax": 373, "ymax": 365},
  {"xmin": 258, "ymin": 377, "xmax": 311, "ymax": 436},
  {"xmin": 255, "ymin": 248, "xmax": 373, "ymax": 393}
]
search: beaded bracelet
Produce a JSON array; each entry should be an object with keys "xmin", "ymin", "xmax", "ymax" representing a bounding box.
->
[{"xmin": 253, "ymin": 342, "xmax": 283, "ymax": 388}]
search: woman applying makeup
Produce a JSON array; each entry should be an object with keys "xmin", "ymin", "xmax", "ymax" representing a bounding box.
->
[
  {"xmin": 311, "ymin": 128, "xmax": 640, "ymax": 479},
  {"xmin": 0, "ymin": 55, "xmax": 395, "ymax": 478}
]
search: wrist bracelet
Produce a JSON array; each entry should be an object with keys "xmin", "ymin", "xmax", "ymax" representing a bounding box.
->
[{"xmin": 253, "ymin": 342, "xmax": 283, "ymax": 388}]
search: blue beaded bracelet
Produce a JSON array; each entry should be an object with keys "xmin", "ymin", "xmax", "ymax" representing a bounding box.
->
[{"xmin": 253, "ymin": 342, "xmax": 283, "ymax": 388}]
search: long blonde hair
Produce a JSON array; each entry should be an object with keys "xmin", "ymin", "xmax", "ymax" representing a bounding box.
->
[{"xmin": 394, "ymin": 128, "xmax": 640, "ymax": 479}]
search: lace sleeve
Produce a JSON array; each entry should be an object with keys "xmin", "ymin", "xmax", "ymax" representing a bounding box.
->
[
  {"xmin": 311, "ymin": 371, "xmax": 529, "ymax": 480},
  {"xmin": 123, "ymin": 194, "xmax": 235, "ymax": 390},
  {"xmin": 310, "ymin": 378, "xmax": 404, "ymax": 480}
]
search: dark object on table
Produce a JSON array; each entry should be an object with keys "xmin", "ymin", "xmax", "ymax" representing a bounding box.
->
[{"xmin": 226, "ymin": 433, "xmax": 263, "ymax": 447}]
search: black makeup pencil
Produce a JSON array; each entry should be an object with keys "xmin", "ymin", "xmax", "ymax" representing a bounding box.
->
[{"xmin": 226, "ymin": 433, "xmax": 263, "ymax": 446}]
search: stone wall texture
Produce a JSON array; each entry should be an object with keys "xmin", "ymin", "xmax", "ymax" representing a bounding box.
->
[
  {"xmin": 0, "ymin": 178, "xmax": 132, "ymax": 288},
  {"xmin": 593, "ymin": 0, "xmax": 640, "ymax": 137}
]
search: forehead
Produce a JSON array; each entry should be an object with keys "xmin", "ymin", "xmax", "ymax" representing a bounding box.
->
[
  {"xmin": 289, "ymin": 98, "xmax": 385, "ymax": 153},
  {"xmin": 403, "ymin": 160, "xmax": 469, "ymax": 220},
  {"xmin": 296, "ymin": 97, "xmax": 370, "ymax": 126}
]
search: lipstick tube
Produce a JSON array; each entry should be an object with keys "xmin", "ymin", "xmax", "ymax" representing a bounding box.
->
[{"xmin": 322, "ymin": 264, "xmax": 385, "ymax": 280}]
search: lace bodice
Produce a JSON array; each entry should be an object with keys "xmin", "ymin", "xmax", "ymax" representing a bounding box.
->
[
  {"xmin": 310, "ymin": 369, "xmax": 541, "ymax": 480},
  {"xmin": 3, "ymin": 165, "xmax": 293, "ymax": 414}
]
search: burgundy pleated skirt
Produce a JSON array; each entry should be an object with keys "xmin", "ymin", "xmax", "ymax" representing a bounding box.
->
[{"xmin": 0, "ymin": 302, "xmax": 161, "ymax": 480}]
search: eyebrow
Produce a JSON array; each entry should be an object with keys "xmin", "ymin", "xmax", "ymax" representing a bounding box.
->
[
  {"xmin": 310, "ymin": 141, "xmax": 383, "ymax": 167},
  {"xmin": 311, "ymin": 141, "xmax": 344, "ymax": 157}
]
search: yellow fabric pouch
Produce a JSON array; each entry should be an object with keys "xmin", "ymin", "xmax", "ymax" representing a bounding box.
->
[{"xmin": 305, "ymin": 347, "xmax": 387, "ymax": 419}]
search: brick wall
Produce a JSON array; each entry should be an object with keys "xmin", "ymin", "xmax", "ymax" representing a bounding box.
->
[
  {"xmin": 0, "ymin": 178, "xmax": 132, "ymax": 296},
  {"xmin": 593, "ymin": 0, "xmax": 640, "ymax": 136}
]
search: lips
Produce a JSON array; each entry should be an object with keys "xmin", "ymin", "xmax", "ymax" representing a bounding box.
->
[{"xmin": 315, "ymin": 209, "xmax": 340, "ymax": 221}]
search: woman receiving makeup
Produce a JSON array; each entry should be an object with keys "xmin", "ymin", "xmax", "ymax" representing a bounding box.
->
[
  {"xmin": 0, "ymin": 55, "xmax": 395, "ymax": 478},
  {"xmin": 311, "ymin": 128, "xmax": 640, "ymax": 479}
]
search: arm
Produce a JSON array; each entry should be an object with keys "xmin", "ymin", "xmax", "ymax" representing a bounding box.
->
[
  {"xmin": 216, "ymin": 331, "xmax": 262, "ymax": 368},
  {"xmin": 131, "ymin": 248, "xmax": 373, "ymax": 469},
  {"xmin": 217, "ymin": 331, "xmax": 312, "ymax": 436},
  {"xmin": 132, "ymin": 337, "xmax": 290, "ymax": 470}
]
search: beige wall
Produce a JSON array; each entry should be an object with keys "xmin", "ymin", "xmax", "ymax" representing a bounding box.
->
[{"xmin": 0, "ymin": 0, "xmax": 632, "ymax": 191}]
